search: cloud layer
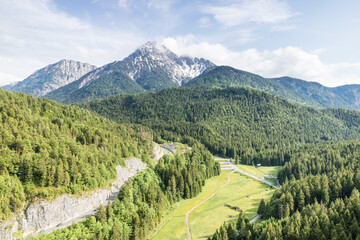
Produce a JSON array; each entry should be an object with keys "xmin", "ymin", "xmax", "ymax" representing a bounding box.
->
[
  {"xmin": 163, "ymin": 36, "xmax": 360, "ymax": 87},
  {"xmin": 1, "ymin": 0, "xmax": 360, "ymax": 88},
  {"xmin": 0, "ymin": 0, "xmax": 144, "ymax": 85},
  {"xmin": 204, "ymin": 0, "xmax": 295, "ymax": 26}
]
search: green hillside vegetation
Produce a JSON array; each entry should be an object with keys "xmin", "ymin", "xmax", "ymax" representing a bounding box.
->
[
  {"xmin": 210, "ymin": 141, "xmax": 360, "ymax": 240},
  {"xmin": 186, "ymin": 66, "xmax": 360, "ymax": 110},
  {"xmin": 82, "ymin": 86, "xmax": 360, "ymax": 166},
  {"xmin": 36, "ymin": 145, "xmax": 220, "ymax": 240},
  {"xmin": 0, "ymin": 90, "xmax": 152, "ymax": 220}
]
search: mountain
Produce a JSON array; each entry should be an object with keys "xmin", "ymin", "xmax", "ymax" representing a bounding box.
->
[
  {"xmin": 1, "ymin": 60, "xmax": 96, "ymax": 97},
  {"xmin": 186, "ymin": 66, "xmax": 360, "ymax": 110},
  {"xmin": 45, "ymin": 41, "xmax": 215, "ymax": 104},
  {"xmin": 82, "ymin": 86, "xmax": 360, "ymax": 165},
  {"xmin": 44, "ymin": 64, "xmax": 146, "ymax": 104},
  {"xmin": 122, "ymin": 41, "xmax": 214, "ymax": 88}
]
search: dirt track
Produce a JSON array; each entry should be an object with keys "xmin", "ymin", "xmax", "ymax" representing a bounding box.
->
[{"xmin": 185, "ymin": 171, "xmax": 234, "ymax": 240}]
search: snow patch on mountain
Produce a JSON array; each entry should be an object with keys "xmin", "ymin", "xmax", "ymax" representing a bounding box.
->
[{"xmin": 124, "ymin": 41, "xmax": 215, "ymax": 85}]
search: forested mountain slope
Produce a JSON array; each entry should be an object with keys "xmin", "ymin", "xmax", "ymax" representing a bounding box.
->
[
  {"xmin": 186, "ymin": 66, "xmax": 360, "ymax": 110},
  {"xmin": 82, "ymin": 86, "xmax": 360, "ymax": 165},
  {"xmin": 0, "ymin": 89, "xmax": 152, "ymax": 220}
]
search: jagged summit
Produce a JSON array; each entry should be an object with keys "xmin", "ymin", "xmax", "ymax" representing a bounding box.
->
[
  {"xmin": 45, "ymin": 41, "xmax": 215, "ymax": 103},
  {"xmin": 122, "ymin": 41, "xmax": 215, "ymax": 86},
  {"xmin": 2, "ymin": 59, "xmax": 96, "ymax": 97},
  {"xmin": 125, "ymin": 41, "xmax": 177, "ymax": 61},
  {"xmin": 138, "ymin": 41, "xmax": 173, "ymax": 55}
]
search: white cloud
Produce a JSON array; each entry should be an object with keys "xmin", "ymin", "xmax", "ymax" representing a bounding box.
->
[
  {"xmin": 199, "ymin": 17, "xmax": 210, "ymax": 26},
  {"xmin": 162, "ymin": 36, "xmax": 360, "ymax": 87},
  {"xmin": 0, "ymin": 0, "xmax": 144, "ymax": 85},
  {"xmin": 204, "ymin": 0, "xmax": 296, "ymax": 27},
  {"xmin": 147, "ymin": 0, "xmax": 175, "ymax": 11},
  {"xmin": 271, "ymin": 25, "xmax": 296, "ymax": 32},
  {"xmin": 118, "ymin": 0, "xmax": 128, "ymax": 8}
]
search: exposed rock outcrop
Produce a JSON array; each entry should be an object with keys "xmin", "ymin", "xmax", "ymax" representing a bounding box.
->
[
  {"xmin": 0, "ymin": 157, "xmax": 147, "ymax": 239},
  {"xmin": 2, "ymin": 59, "xmax": 96, "ymax": 97}
]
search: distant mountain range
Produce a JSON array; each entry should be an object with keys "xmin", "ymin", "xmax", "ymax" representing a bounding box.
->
[
  {"xmin": 45, "ymin": 41, "xmax": 214, "ymax": 104},
  {"xmin": 186, "ymin": 66, "xmax": 360, "ymax": 110},
  {"xmin": 2, "ymin": 41, "xmax": 360, "ymax": 110},
  {"xmin": 2, "ymin": 59, "xmax": 96, "ymax": 97}
]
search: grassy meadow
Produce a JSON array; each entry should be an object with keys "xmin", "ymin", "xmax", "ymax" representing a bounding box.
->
[{"xmin": 150, "ymin": 164, "xmax": 281, "ymax": 240}]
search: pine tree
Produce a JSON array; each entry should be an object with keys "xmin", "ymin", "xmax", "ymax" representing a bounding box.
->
[
  {"xmin": 96, "ymin": 205, "xmax": 106, "ymax": 223},
  {"xmin": 258, "ymin": 199, "xmax": 266, "ymax": 216}
]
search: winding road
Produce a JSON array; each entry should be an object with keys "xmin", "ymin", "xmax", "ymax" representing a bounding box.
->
[{"xmin": 214, "ymin": 157, "xmax": 277, "ymax": 189}]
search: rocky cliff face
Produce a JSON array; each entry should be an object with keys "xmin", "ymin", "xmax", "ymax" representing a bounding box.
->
[
  {"xmin": 0, "ymin": 157, "xmax": 147, "ymax": 239},
  {"xmin": 122, "ymin": 41, "xmax": 215, "ymax": 86},
  {"xmin": 2, "ymin": 60, "xmax": 96, "ymax": 97}
]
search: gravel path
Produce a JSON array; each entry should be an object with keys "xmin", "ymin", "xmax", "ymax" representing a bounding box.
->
[
  {"xmin": 250, "ymin": 215, "xmax": 261, "ymax": 223},
  {"xmin": 214, "ymin": 157, "xmax": 277, "ymax": 189}
]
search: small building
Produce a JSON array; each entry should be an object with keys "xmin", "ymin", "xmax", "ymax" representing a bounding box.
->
[
  {"xmin": 256, "ymin": 163, "xmax": 261, "ymax": 167},
  {"xmin": 233, "ymin": 206, "xmax": 240, "ymax": 211}
]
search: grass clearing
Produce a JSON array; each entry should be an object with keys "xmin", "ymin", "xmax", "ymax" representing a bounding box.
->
[
  {"xmin": 237, "ymin": 164, "xmax": 281, "ymax": 185},
  {"xmin": 151, "ymin": 171, "xmax": 230, "ymax": 240},
  {"xmin": 151, "ymin": 165, "xmax": 278, "ymax": 240},
  {"xmin": 189, "ymin": 173, "xmax": 274, "ymax": 239}
]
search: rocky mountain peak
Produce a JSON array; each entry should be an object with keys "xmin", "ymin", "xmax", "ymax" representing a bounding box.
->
[
  {"xmin": 122, "ymin": 41, "xmax": 215, "ymax": 85},
  {"xmin": 125, "ymin": 41, "xmax": 178, "ymax": 61},
  {"xmin": 140, "ymin": 41, "xmax": 171, "ymax": 54},
  {"xmin": 2, "ymin": 60, "xmax": 96, "ymax": 97}
]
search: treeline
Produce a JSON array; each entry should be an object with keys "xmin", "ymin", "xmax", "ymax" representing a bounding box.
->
[
  {"xmin": 36, "ymin": 145, "xmax": 220, "ymax": 240},
  {"xmin": 82, "ymin": 86, "xmax": 360, "ymax": 166},
  {"xmin": 210, "ymin": 190, "xmax": 360, "ymax": 240},
  {"xmin": 209, "ymin": 141, "xmax": 360, "ymax": 240},
  {"xmin": 278, "ymin": 141, "xmax": 360, "ymax": 184},
  {"xmin": 264, "ymin": 141, "xmax": 360, "ymax": 220},
  {"xmin": 156, "ymin": 145, "xmax": 220, "ymax": 202},
  {"xmin": 0, "ymin": 90, "xmax": 151, "ymax": 219}
]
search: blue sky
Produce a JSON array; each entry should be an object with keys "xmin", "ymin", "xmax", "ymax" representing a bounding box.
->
[{"xmin": 1, "ymin": 0, "xmax": 360, "ymax": 87}]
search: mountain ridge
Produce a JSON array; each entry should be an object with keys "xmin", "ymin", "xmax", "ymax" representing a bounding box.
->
[
  {"xmin": 82, "ymin": 86, "xmax": 360, "ymax": 165},
  {"xmin": 4, "ymin": 41, "xmax": 360, "ymax": 110},
  {"xmin": 45, "ymin": 41, "xmax": 215, "ymax": 103},
  {"xmin": 186, "ymin": 65, "xmax": 360, "ymax": 110},
  {"xmin": 1, "ymin": 59, "xmax": 96, "ymax": 97}
]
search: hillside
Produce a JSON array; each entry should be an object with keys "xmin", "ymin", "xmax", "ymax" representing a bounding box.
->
[
  {"xmin": 186, "ymin": 66, "xmax": 360, "ymax": 110},
  {"xmin": 82, "ymin": 86, "xmax": 360, "ymax": 165},
  {"xmin": 46, "ymin": 42, "xmax": 214, "ymax": 104},
  {"xmin": 1, "ymin": 60, "xmax": 96, "ymax": 97},
  {"xmin": 0, "ymin": 89, "xmax": 152, "ymax": 220}
]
